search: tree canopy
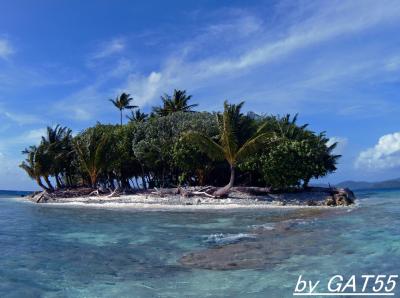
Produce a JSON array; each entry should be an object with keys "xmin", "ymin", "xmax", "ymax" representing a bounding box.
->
[{"xmin": 20, "ymin": 89, "xmax": 340, "ymax": 193}]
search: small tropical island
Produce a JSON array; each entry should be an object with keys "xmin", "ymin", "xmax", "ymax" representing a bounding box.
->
[{"xmin": 21, "ymin": 90, "xmax": 354, "ymax": 208}]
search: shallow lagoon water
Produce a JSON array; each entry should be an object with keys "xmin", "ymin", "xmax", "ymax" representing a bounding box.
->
[{"xmin": 0, "ymin": 189, "xmax": 399, "ymax": 297}]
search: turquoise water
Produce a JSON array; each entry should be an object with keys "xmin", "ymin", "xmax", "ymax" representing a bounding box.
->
[{"xmin": 0, "ymin": 190, "xmax": 399, "ymax": 297}]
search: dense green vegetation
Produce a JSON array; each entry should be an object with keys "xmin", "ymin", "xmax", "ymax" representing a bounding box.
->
[{"xmin": 20, "ymin": 89, "xmax": 339, "ymax": 194}]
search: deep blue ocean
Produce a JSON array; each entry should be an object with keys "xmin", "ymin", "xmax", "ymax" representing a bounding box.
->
[{"xmin": 0, "ymin": 189, "xmax": 399, "ymax": 297}]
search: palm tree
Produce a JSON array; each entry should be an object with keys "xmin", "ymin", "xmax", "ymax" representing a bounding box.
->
[
  {"xmin": 73, "ymin": 130, "xmax": 111, "ymax": 188},
  {"xmin": 275, "ymin": 114, "xmax": 309, "ymax": 140},
  {"xmin": 20, "ymin": 146, "xmax": 46, "ymax": 190},
  {"xmin": 127, "ymin": 109, "xmax": 148, "ymax": 122},
  {"xmin": 110, "ymin": 93, "xmax": 137, "ymax": 125},
  {"xmin": 184, "ymin": 101, "xmax": 276, "ymax": 197},
  {"xmin": 152, "ymin": 89, "xmax": 197, "ymax": 116},
  {"xmin": 41, "ymin": 125, "xmax": 73, "ymax": 188},
  {"xmin": 20, "ymin": 145, "xmax": 54, "ymax": 191}
]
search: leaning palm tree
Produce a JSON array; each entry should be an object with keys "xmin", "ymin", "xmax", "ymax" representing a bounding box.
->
[
  {"xmin": 20, "ymin": 145, "xmax": 54, "ymax": 191},
  {"xmin": 152, "ymin": 89, "xmax": 197, "ymax": 116},
  {"xmin": 110, "ymin": 92, "xmax": 137, "ymax": 125},
  {"xmin": 20, "ymin": 146, "xmax": 47, "ymax": 190},
  {"xmin": 184, "ymin": 101, "xmax": 276, "ymax": 197}
]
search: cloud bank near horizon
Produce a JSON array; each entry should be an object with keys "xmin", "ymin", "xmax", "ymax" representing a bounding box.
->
[{"xmin": 356, "ymin": 132, "xmax": 400, "ymax": 170}]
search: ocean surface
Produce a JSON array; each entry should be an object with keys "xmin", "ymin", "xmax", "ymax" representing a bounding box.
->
[{"xmin": 0, "ymin": 189, "xmax": 399, "ymax": 297}]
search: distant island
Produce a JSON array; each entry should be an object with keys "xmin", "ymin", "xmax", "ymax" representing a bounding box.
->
[{"xmin": 335, "ymin": 178, "xmax": 400, "ymax": 190}]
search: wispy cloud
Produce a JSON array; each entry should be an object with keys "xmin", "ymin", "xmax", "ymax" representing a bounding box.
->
[
  {"xmin": 327, "ymin": 137, "xmax": 348, "ymax": 155},
  {"xmin": 1, "ymin": 110, "xmax": 43, "ymax": 125},
  {"xmin": 189, "ymin": 1, "xmax": 400, "ymax": 75},
  {"xmin": 385, "ymin": 55, "xmax": 400, "ymax": 71},
  {"xmin": 120, "ymin": 0, "xmax": 400, "ymax": 109},
  {"xmin": 51, "ymin": 0, "xmax": 400, "ymax": 121},
  {"xmin": 53, "ymin": 85, "xmax": 103, "ymax": 121},
  {"xmin": 0, "ymin": 128, "xmax": 46, "ymax": 152},
  {"xmin": 52, "ymin": 57, "xmax": 137, "ymax": 121},
  {"xmin": 92, "ymin": 38, "xmax": 126, "ymax": 59},
  {"xmin": 0, "ymin": 38, "xmax": 13, "ymax": 60},
  {"xmin": 0, "ymin": 151, "xmax": 34, "ymax": 190}
]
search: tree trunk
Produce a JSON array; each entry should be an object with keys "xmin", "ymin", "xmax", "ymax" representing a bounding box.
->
[
  {"xmin": 196, "ymin": 169, "xmax": 205, "ymax": 186},
  {"xmin": 140, "ymin": 164, "xmax": 147, "ymax": 190},
  {"xmin": 134, "ymin": 177, "xmax": 140, "ymax": 189},
  {"xmin": 90, "ymin": 173, "xmax": 97, "ymax": 188},
  {"xmin": 141, "ymin": 176, "xmax": 147, "ymax": 190},
  {"xmin": 43, "ymin": 176, "xmax": 54, "ymax": 191},
  {"xmin": 36, "ymin": 177, "xmax": 50, "ymax": 191},
  {"xmin": 55, "ymin": 174, "xmax": 62, "ymax": 189},
  {"xmin": 66, "ymin": 174, "xmax": 73, "ymax": 188},
  {"xmin": 120, "ymin": 110, "xmax": 123, "ymax": 126},
  {"xmin": 303, "ymin": 177, "xmax": 311, "ymax": 189},
  {"xmin": 213, "ymin": 165, "xmax": 235, "ymax": 197}
]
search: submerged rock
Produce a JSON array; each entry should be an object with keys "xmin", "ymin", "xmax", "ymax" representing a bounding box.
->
[{"xmin": 179, "ymin": 208, "xmax": 348, "ymax": 270}]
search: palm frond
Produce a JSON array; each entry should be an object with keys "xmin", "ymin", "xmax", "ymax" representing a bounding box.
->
[
  {"xmin": 183, "ymin": 131, "xmax": 225, "ymax": 162},
  {"xmin": 236, "ymin": 132, "xmax": 276, "ymax": 163}
]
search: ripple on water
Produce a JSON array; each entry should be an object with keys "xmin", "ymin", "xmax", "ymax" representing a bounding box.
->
[{"xmin": 204, "ymin": 233, "xmax": 257, "ymax": 246}]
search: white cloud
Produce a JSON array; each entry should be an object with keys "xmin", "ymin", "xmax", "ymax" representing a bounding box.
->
[
  {"xmin": 53, "ymin": 57, "xmax": 137, "ymax": 121},
  {"xmin": 0, "ymin": 38, "xmax": 13, "ymax": 60},
  {"xmin": 188, "ymin": 0, "xmax": 400, "ymax": 75},
  {"xmin": 0, "ymin": 151, "xmax": 36, "ymax": 190},
  {"xmin": 92, "ymin": 38, "xmax": 125, "ymax": 59},
  {"xmin": 2, "ymin": 111, "xmax": 43, "ymax": 125},
  {"xmin": 0, "ymin": 128, "xmax": 46, "ymax": 151},
  {"xmin": 125, "ymin": 71, "xmax": 163, "ymax": 106},
  {"xmin": 0, "ymin": 127, "xmax": 50, "ymax": 189},
  {"xmin": 53, "ymin": 84, "xmax": 103, "ymax": 121},
  {"xmin": 109, "ymin": 58, "xmax": 134, "ymax": 77},
  {"xmin": 385, "ymin": 55, "xmax": 400, "ymax": 71},
  {"xmin": 120, "ymin": 0, "xmax": 400, "ymax": 107},
  {"xmin": 355, "ymin": 132, "xmax": 400, "ymax": 169},
  {"xmin": 327, "ymin": 137, "xmax": 348, "ymax": 155},
  {"xmin": 23, "ymin": 128, "xmax": 46, "ymax": 142},
  {"xmin": 51, "ymin": 0, "xmax": 400, "ymax": 121}
]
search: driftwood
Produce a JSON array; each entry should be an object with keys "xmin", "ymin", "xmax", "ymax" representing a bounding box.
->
[
  {"xmin": 148, "ymin": 186, "xmax": 271, "ymax": 199},
  {"xmin": 182, "ymin": 186, "xmax": 272, "ymax": 198},
  {"xmin": 149, "ymin": 186, "xmax": 219, "ymax": 198},
  {"xmin": 232, "ymin": 186, "xmax": 272, "ymax": 195},
  {"xmin": 34, "ymin": 191, "xmax": 51, "ymax": 203},
  {"xmin": 27, "ymin": 185, "xmax": 355, "ymax": 207},
  {"xmin": 88, "ymin": 189, "xmax": 100, "ymax": 196},
  {"xmin": 107, "ymin": 189, "xmax": 120, "ymax": 197},
  {"xmin": 151, "ymin": 187, "xmax": 180, "ymax": 196},
  {"xmin": 190, "ymin": 191, "xmax": 216, "ymax": 198},
  {"xmin": 30, "ymin": 187, "xmax": 108, "ymax": 203}
]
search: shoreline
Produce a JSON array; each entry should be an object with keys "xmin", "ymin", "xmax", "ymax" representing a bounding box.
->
[{"xmin": 24, "ymin": 187, "xmax": 356, "ymax": 210}]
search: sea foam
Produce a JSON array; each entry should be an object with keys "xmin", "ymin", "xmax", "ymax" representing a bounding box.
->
[{"xmin": 204, "ymin": 233, "xmax": 256, "ymax": 245}]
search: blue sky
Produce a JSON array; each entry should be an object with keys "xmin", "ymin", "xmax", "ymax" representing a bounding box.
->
[{"xmin": 1, "ymin": 0, "xmax": 400, "ymax": 190}]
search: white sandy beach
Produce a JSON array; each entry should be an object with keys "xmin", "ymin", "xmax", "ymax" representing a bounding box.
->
[{"xmin": 24, "ymin": 193, "xmax": 352, "ymax": 211}]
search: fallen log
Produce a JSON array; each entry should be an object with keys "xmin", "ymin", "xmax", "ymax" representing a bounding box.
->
[{"xmin": 107, "ymin": 187, "xmax": 121, "ymax": 198}]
